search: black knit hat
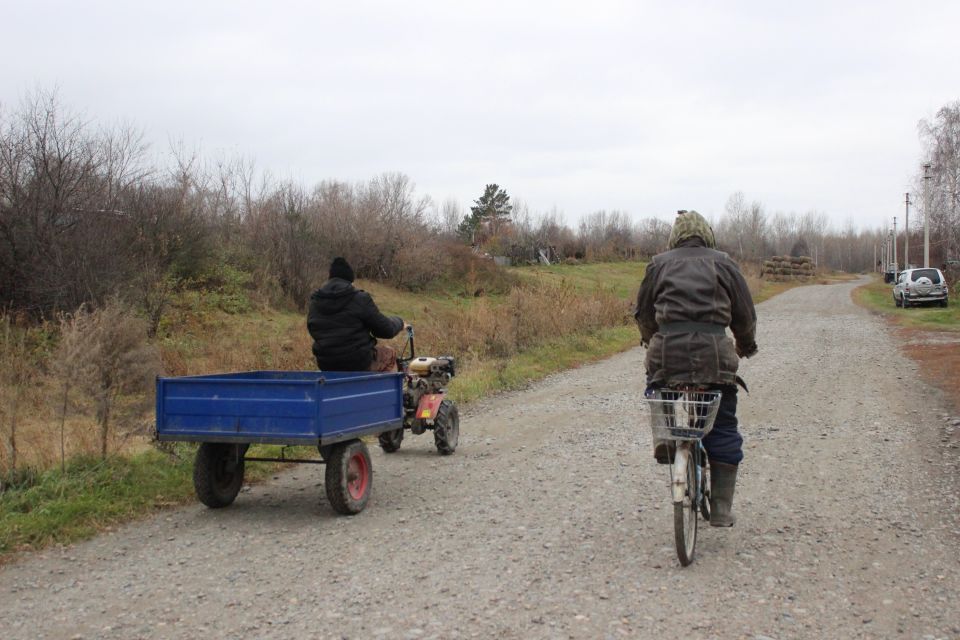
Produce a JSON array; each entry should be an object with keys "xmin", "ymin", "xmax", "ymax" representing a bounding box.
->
[{"xmin": 329, "ymin": 257, "xmax": 355, "ymax": 282}]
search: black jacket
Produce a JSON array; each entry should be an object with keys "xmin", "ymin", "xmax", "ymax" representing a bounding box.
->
[
  {"xmin": 635, "ymin": 238, "xmax": 757, "ymax": 387},
  {"xmin": 307, "ymin": 278, "xmax": 404, "ymax": 371}
]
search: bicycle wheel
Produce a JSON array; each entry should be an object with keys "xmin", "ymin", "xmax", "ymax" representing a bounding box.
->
[{"xmin": 674, "ymin": 449, "xmax": 698, "ymax": 566}]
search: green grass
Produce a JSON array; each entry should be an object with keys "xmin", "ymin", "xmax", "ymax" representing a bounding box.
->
[
  {"xmin": 1, "ymin": 449, "xmax": 193, "ymax": 557},
  {"xmin": 448, "ymin": 325, "xmax": 640, "ymax": 403},
  {"xmin": 511, "ymin": 261, "xmax": 647, "ymax": 299},
  {"xmin": 853, "ymin": 275, "xmax": 960, "ymax": 330},
  {"xmin": 0, "ymin": 444, "xmax": 290, "ymax": 561}
]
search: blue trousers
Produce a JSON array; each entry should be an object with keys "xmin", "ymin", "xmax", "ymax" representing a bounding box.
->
[
  {"xmin": 647, "ymin": 383, "xmax": 743, "ymax": 465},
  {"xmin": 701, "ymin": 385, "xmax": 742, "ymax": 465}
]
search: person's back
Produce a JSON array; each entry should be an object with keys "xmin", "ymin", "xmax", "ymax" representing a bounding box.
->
[
  {"xmin": 635, "ymin": 210, "xmax": 757, "ymax": 527},
  {"xmin": 636, "ymin": 236, "xmax": 757, "ymax": 389},
  {"xmin": 307, "ymin": 257, "xmax": 404, "ymax": 372}
]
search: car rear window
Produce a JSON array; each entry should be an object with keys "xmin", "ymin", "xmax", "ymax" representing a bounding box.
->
[{"xmin": 911, "ymin": 269, "xmax": 941, "ymax": 283}]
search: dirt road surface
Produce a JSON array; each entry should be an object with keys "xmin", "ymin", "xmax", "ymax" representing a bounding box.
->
[{"xmin": 3, "ymin": 278, "xmax": 960, "ymax": 639}]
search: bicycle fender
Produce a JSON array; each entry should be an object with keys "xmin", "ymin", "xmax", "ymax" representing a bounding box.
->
[{"xmin": 672, "ymin": 446, "xmax": 690, "ymax": 503}]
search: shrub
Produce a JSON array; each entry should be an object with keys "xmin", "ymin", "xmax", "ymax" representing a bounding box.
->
[{"xmin": 55, "ymin": 299, "xmax": 163, "ymax": 459}]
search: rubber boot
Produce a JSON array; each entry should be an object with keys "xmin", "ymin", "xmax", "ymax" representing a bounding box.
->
[{"xmin": 709, "ymin": 461, "xmax": 738, "ymax": 527}]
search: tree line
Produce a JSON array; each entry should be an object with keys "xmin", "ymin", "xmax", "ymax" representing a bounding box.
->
[{"xmin": 4, "ymin": 90, "xmax": 958, "ymax": 329}]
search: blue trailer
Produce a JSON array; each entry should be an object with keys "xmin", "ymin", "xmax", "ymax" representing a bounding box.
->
[{"xmin": 155, "ymin": 370, "xmax": 404, "ymax": 514}]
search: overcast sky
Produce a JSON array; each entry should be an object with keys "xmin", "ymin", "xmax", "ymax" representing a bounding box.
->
[{"xmin": 3, "ymin": 0, "xmax": 958, "ymax": 229}]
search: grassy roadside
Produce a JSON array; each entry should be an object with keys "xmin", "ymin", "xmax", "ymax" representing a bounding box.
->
[
  {"xmin": 0, "ymin": 260, "xmax": 830, "ymax": 562},
  {"xmin": 852, "ymin": 275, "xmax": 959, "ymax": 331},
  {"xmin": 450, "ymin": 325, "xmax": 640, "ymax": 403},
  {"xmin": 852, "ymin": 274, "xmax": 960, "ymax": 416},
  {"xmin": 0, "ymin": 445, "xmax": 288, "ymax": 560},
  {"xmin": 0, "ymin": 325, "xmax": 642, "ymax": 562},
  {"xmin": 0, "ymin": 263, "xmax": 644, "ymax": 562}
]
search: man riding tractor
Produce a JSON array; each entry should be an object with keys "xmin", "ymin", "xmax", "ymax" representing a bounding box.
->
[
  {"xmin": 635, "ymin": 210, "xmax": 758, "ymax": 527},
  {"xmin": 307, "ymin": 257, "xmax": 407, "ymax": 373}
]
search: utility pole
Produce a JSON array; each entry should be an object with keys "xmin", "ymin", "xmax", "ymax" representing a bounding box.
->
[
  {"xmin": 890, "ymin": 229, "xmax": 895, "ymax": 276},
  {"xmin": 923, "ymin": 162, "xmax": 932, "ymax": 268},
  {"xmin": 904, "ymin": 192, "xmax": 910, "ymax": 269},
  {"xmin": 893, "ymin": 216, "xmax": 898, "ymax": 273},
  {"xmin": 884, "ymin": 240, "xmax": 889, "ymax": 278}
]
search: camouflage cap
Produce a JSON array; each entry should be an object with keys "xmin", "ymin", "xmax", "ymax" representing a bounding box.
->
[{"xmin": 668, "ymin": 210, "xmax": 716, "ymax": 249}]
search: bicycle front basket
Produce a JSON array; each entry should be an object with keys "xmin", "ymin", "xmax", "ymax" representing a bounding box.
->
[{"xmin": 646, "ymin": 389, "xmax": 722, "ymax": 441}]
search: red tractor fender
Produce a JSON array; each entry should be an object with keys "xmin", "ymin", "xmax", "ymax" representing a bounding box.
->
[{"xmin": 415, "ymin": 393, "xmax": 445, "ymax": 424}]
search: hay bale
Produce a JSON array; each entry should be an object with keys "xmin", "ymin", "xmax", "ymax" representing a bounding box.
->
[{"xmin": 763, "ymin": 260, "xmax": 777, "ymax": 270}]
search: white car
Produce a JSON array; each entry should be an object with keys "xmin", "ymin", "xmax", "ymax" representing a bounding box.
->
[{"xmin": 893, "ymin": 268, "xmax": 949, "ymax": 308}]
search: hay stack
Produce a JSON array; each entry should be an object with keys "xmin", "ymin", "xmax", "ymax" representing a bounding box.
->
[{"xmin": 760, "ymin": 255, "xmax": 816, "ymax": 281}]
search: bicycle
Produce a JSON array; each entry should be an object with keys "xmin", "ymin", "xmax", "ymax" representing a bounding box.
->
[{"xmin": 645, "ymin": 387, "xmax": 722, "ymax": 566}]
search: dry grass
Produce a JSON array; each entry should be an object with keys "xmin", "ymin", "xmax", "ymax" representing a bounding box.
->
[{"xmin": 1, "ymin": 269, "xmax": 633, "ymax": 478}]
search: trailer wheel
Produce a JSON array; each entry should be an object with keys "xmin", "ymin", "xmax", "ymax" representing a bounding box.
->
[
  {"xmin": 434, "ymin": 400, "xmax": 459, "ymax": 455},
  {"xmin": 378, "ymin": 428, "xmax": 404, "ymax": 453},
  {"xmin": 194, "ymin": 443, "xmax": 245, "ymax": 508},
  {"xmin": 325, "ymin": 440, "xmax": 372, "ymax": 515}
]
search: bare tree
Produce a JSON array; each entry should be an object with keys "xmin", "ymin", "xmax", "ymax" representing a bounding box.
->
[
  {"xmin": 635, "ymin": 217, "xmax": 672, "ymax": 257},
  {"xmin": 0, "ymin": 90, "xmax": 150, "ymax": 316},
  {"xmin": 438, "ymin": 197, "xmax": 463, "ymax": 238},
  {"xmin": 919, "ymin": 101, "xmax": 960, "ymax": 263},
  {"xmin": 770, "ymin": 212, "xmax": 796, "ymax": 256},
  {"xmin": 717, "ymin": 192, "xmax": 748, "ymax": 259},
  {"xmin": 578, "ymin": 210, "xmax": 635, "ymax": 260}
]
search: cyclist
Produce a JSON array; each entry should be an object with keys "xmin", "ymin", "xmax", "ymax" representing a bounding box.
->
[{"xmin": 635, "ymin": 210, "xmax": 758, "ymax": 527}]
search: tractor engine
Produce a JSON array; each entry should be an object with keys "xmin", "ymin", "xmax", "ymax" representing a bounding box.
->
[{"xmin": 403, "ymin": 356, "xmax": 455, "ymax": 433}]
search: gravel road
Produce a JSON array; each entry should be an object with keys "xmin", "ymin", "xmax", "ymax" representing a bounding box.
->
[{"xmin": 3, "ymin": 277, "xmax": 960, "ymax": 640}]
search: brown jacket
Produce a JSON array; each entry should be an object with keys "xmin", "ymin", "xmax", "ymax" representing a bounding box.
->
[{"xmin": 635, "ymin": 239, "xmax": 757, "ymax": 386}]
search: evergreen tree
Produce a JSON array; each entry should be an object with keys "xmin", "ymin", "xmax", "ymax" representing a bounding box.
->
[{"xmin": 458, "ymin": 184, "xmax": 512, "ymax": 243}]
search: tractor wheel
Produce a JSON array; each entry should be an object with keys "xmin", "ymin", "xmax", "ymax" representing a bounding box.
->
[
  {"xmin": 378, "ymin": 428, "xmax": 404, "ymax": 453},
  {"xmin": 194, "ymin": 443, "xmax": 246, "ymax": 508},
  {"xmin": 325, "ymin": 440, "xmax": 372, "ymax": 515},
  {"xmin": 433, "ymin": 400, "xmax": 460, "ymax": 455}
]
